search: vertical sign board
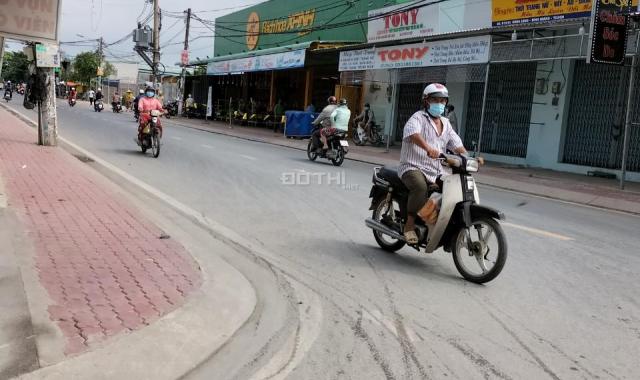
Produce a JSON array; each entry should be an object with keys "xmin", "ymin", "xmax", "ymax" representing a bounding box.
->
[
  {"xmin": 35, "ymin": 43, "xmax": 60, "ymax": 68},
  {"xmin": 206, "ymin": 86, "xmax": 213, "ymax": 117},
  {"xmin": 0, "ymin": 0, "xmax": 61, "ymax": 43},
  {"xmin": 586, "ymin": 0, "xmax": 630, "ymax": 64}
]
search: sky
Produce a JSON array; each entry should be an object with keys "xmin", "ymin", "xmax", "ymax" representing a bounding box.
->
[{"xmin": 4, "ymin": 0, "xmax": 259, "ymax": 70}]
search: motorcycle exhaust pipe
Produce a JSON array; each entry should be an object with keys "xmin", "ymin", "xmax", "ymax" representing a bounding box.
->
[{"xmin": 365, "ymin": 218, "xmax": 405, "ymax": 241}]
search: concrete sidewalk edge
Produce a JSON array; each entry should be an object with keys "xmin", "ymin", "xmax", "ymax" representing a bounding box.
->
[
  {"xmin": 165, "ymin": 118, "xmax": 640, "ymax": 216},
  {"xmin": 0, "ymin": 104, "xmax": 258, "ymax": 379}
]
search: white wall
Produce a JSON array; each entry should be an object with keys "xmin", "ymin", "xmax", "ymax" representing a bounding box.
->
[
  {"xmin": 362, "ymin": 69, "xmax": 394, "ymax": 136},
  {"xmin": 524, "ymin": 60, "xmax": 572, "ymax": 168}
]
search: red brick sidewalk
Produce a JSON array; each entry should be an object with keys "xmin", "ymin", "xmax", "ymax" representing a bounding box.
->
[{"xmin": 0, "ymin": 109, "xmax": 202, "ymax": 355}]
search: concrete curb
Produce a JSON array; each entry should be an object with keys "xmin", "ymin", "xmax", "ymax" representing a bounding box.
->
[
  {"xmin": 0, "ymin": 104, "xmax": 258, "ymax": 379},
  {"xmin": 164, "ymin": 118, "xmax": 640, "ymax": 216}
]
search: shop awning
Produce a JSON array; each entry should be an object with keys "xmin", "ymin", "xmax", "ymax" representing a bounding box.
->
[{"xmin": 205, "ymin": 42, "xmax": 314, "ymax": 75}]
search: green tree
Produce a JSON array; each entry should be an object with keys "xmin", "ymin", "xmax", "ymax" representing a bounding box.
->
[
  {"xmin": 1, "ymin": 51, "xmax": 30, "ymax": 82},
  {"xmin": 70, "ymin": 51, "xmax": 115, "ymax": 85}
]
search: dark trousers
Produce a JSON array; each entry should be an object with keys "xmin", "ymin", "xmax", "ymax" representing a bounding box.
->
[{"xmin": 401, "ymin": 170, "xmax": 431, "ymax": 216}]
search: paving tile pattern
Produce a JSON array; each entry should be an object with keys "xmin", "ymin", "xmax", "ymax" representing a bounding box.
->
[{"xmin": 0, "ymin": 110, "xmax": 202, "ymax": 355}]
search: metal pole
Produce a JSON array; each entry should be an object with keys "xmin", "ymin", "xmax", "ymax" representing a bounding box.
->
[
  {"xmin": 476, "ymin": 62, "xmax": 491, "ymax": 156},
  {"xmin": 620, "ymin": 25, "xmax": 640, "ymax": 189},
  {"xmin": 386, "ymin": 69, "xmax": 398, "ymax": 153}
]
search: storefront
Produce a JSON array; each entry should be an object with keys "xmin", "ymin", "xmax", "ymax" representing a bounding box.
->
[{"xmin": 202, "ymin": 0, "xmax": 392, "ymax": 118}]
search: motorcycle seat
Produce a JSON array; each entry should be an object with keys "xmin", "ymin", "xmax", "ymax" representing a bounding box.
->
[{"xmin": 379, "ymin": 166, "xmax": 406, "ymax": 190}]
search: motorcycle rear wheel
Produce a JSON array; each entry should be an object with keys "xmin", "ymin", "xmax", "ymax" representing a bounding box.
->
[
  {"xmin": 452, "ymin": 216, "xmax": 507, "ymax": 284},
  {"xmin": 331, "ymin": 147, "xmax": 345, "ymax": 166},
  {"xmin": 307, "ymin": 140, "xmax": 318, "ymax": 161},
  {"xmin": 372, "ymin": 198, "xmax": 406, "ymax": 253}
]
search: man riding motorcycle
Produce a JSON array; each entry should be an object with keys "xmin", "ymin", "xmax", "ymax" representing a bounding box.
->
[
  {"xmin": 68, "ymin": 87, "xmax": 77, "ymax": 105},
  {"xmin": 312, "ymin": 96, "xmax": 338, "ymax": 152},
  {"xmin": 137, "ymin": 86, "xmax": 164, "ymax": 143},
  {"xmin": 112, "ymin": 91, "xmax": 121, "ymax": 110},
  {"xmin": 133, "ymin": 89, "xmax": 144, "ymax": 119},
  {"xmin": 398, "ymin": 83, "xmax": 467, "ymax": 244},
  {"xmin": 4, "ymin": 81, "xmax": 13, "ymax": 100}
]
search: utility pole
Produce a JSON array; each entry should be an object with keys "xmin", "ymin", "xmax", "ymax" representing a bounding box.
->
[
  {"xmin": 0, "ymin": 37, "xmax": 5, "ymax": 80},
  {"xmin": 152, "ymin": 0, "xmax": 161, "ymax": 86},
  {"xmin": 178, "ymin": 8, "xmax": 191, "ymax": 116},
  {"xmin": 98, "ymin": 37, "xmax": 104, "ymax": 98}
]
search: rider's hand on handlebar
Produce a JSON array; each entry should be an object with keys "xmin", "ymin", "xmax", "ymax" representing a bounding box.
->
[{"xmin": 427, "ymin": 146, "xmax": 440, "ymax": 159}]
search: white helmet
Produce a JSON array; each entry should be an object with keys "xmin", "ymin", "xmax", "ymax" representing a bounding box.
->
[
  {"xmin": 423, "ymin": 83, "xmax": 448, "ymax": 99},
  {"xmin": 139, "ymin": 89, "xmax": 144, "ymax": 94},
  {"xmin": 98, "ymin": 88, "xmax": 102, "ymax": 91}
]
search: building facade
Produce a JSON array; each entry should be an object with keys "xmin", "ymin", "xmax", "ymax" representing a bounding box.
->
[{"xmin": 193, "ymin": 0, "xmax": 640, "ymax": 182}]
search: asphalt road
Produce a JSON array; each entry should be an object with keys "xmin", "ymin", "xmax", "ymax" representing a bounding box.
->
[{"xmin": 6, "ymin": 98, "xmax": 640, "ymax": 380}]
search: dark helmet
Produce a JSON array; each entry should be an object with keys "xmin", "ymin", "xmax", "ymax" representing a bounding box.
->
[
  {"xmin": 145, "ymin": 86, "xmax": 156, "ymax": 97},
  {"xmin": 327, "ymin": 96, "xmax": 337, "ymax": 104}
]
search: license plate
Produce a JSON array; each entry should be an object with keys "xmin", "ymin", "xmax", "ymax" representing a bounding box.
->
[{"xmin": 339, "ymin": 140, "xmax": 349, "ymax": 147}]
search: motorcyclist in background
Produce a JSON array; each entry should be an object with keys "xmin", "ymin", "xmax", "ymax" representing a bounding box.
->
[{"xmin": 137, "ymin": 86, "xmax": 165, "ymax": 143}]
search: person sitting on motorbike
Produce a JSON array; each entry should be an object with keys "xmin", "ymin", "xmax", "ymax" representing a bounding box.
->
[
  {"xmin": 137, "ymin": 86, "xmax": 164, "ymax": 143},
  {"xmin": 133, "ymin": 89, "xmax": 144, "ymax": 116},
  {"xmin": 398, "ymin": 83, "xmax": 467, "ymax": 244},
  {"xmin": 354, "ymin": 103, "xmax": 376, "ymax": 140},
  {"xmin": 95, "ymin": 88, "xmax": 104, "ymax": 102},
  {"xmin": 325, "ymin": 98, "xmax": 350, "ymax": 148},
  {"xmin": 68, "ymin": 87, "xmax": 77, "ymax": 103},
  {"xmin": 4, "ymin": 80, "xmax": 12, "ymax": 99},
  {"xmin": 112, "ymin": 91, "xmax": 121, "ymax": 109},
  {"xmin": 312, "ymin": 96, "xmax": 338, "ymax": 152}
]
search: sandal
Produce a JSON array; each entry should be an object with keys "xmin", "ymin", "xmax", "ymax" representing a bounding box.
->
[{"xmin": 404, "ymin": 230, "xmax": 418, "ymax": 245}]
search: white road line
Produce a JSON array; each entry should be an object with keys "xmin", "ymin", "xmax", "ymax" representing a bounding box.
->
[
  {"xmin": 239, "ymin": 154, "xmax": 256, "ymax": 161},
  {"xmin": 201, "ymin": 144, "xmax": 214, "ymax": 149},
  {"xmin": 502, "ymin": 222, "xmax": 574, "ymax": 241}
]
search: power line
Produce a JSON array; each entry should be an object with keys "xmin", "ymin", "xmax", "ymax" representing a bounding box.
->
[{"xmin": 204, "ymin": 0, "xmax": 440, "ymax": 38}]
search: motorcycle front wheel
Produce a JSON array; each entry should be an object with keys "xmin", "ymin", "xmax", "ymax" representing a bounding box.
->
[
  {"xmin": 452, "ymin": 216, "xmax": 507, "ymax": 284},
  {"xmin": 151, "ymin": 133, "xmax": 160, "ymax": 158}
]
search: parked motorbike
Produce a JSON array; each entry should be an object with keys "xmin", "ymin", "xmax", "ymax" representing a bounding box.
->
[
  {"xmin": 68, "ymin": 98, "xmax": 76, "ymax": 107},
  {"xmin": 4, "ymin": 90, "xmax": 11, "ymax": 102},
  {"xmin": 94, "ymin": 99, "xmax": 104, "ymax": 112},
  {"xmin": 364, "ymin": 153, "xmax": 507, "ymax": 284},
  {"xmin": 137, "ymin": 110, "xmax": 161, "ymax": 158},
  {"xmin": 306, "ymin": 125, "xmax": 349, "ymax": 166},
  {"xmin": 353, "ymin": 121, "xmax": 383, "ymax": 146},
  {"xmin": 164, "ymin": 100, "xmax": 178, "ymax": 118},
  {"xmin": 112, "ymin": 102, "xmax": 122, "ymax": 113}
]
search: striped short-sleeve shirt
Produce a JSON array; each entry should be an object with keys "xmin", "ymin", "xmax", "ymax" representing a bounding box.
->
[{"xmin": 397, "ymin": 110, "xmax": 464, "ymax": 183}]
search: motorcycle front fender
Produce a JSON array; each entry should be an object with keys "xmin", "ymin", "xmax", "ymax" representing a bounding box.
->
[{"xmin": 470, "ymin": 204, "xmax": 505, "ymax": 221}]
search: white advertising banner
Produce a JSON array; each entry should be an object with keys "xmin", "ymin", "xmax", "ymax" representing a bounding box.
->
[
  {"xmin": 367, "ymin": 3, "xmax": 439, "ymax": 44},
  {"xmin": 367, "ymin": 1, "xmax": 491, "ymax": 43},
  {"xmin": 207, "ymin": 49, "xmax": 306, "ymax": 75},
  {"xmin": 0, "ymin": 0, "xmax": 61, "ymax": 42},
  {"xmin": 339, "ymin": 36, "xmax": 491, "ymax": 72},
  {"xmin": 35, "ymin": 43, "xmax": 60, "ymax": 68}
]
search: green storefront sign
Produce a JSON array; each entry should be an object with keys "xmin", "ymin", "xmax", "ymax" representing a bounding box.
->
[{"xmin": 213, "ymin": 0, "xmax": 393, "ymax": 57}]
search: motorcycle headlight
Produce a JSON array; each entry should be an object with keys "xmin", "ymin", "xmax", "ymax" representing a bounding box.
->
[
  {"xmin": 151, "ymin": 117, "xmax": 158, "ymax": 123},
  {"xmin": 466, "ymin": 159, "xmax": 479, "ymax": 173}
]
